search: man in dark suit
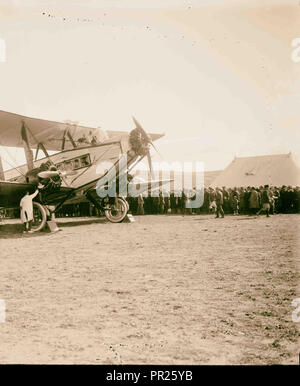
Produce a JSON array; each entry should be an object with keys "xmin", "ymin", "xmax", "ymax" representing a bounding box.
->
[
  {"xmin": 215, "ymin": 187, "xmax": 224, "ymax": 218},
  {"xmin": 257, "ymin": 185, "xmax": 271, "ymax": 217}
]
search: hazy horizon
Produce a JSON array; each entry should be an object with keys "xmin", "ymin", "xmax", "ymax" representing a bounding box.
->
[{"xmin": 1, "ymin": 0, "xmax": 299, "ymax": 172}]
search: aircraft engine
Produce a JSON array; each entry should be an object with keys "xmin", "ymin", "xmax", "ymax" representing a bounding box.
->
[
  {"xmin": 128, "ymin": 127, "xmax": 150, "ymax": 157},
  {"xmin": 129, "ymin": 117, "xmax": 158, "ymax": 179},
  {"xmin": 26, "ymin": 162, "xmax": 62, "ymax": 193}
]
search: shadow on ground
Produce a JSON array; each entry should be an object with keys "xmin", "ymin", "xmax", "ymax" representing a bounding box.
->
[{"xmin": 0, "ymin": 217, "xmax": 108, "ymax": 239}]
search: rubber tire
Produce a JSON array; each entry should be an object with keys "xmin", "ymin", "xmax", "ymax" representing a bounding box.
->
[
  {"xmin": 31, "ymin": 202, "xmax": 47, "ymax": 232},
  {"xmin": 122, "ymin": 198, "xmax": 129, "ymax": 212},
  {"xmin": 104, "ymin": 197, "xmax": 128, "ymax": 223}
]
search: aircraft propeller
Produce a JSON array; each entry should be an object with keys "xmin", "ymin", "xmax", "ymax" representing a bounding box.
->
[
  {"xmin": 132, "ymin": 116, "xmax": 158, "ymax": 179},
  {"xmin": 37, "ymin": 170, "xmax": 77, "ymax": 179}
]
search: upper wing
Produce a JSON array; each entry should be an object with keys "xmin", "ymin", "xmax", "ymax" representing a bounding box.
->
[
  {"xmin": 0, "ymin": 110, "xmax": 164, "ymax": 151},
  {"xmin": 0, "ymin": 109, "xmax": 109, "ymax": 151},
  {"xmin": 106, "ymin": 129, "xmax": 163, "ymax": 143}
]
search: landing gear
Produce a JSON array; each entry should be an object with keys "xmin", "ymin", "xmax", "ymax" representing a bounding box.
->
[
  {"xmin": 31, "ymin": 202, "xmax": 47, "ymax": 232},
  {"xmin": 85, "ymin": 190, "xmax": 129, "ymax": 223},
  {"xmin": 122, "ymin": 197, "xmax": 130, "ymax": 213},
  {"xmin": 104, "ymin": 197, "xmax": 128, "ymax": 223}
]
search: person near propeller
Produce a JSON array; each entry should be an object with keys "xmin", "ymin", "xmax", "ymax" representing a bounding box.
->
[{"xmin": 20, "ymin": 188, "xmax": 39, "ymax": 233}]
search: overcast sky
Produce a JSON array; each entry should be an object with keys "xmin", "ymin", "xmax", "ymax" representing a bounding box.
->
[{"xmin": 0, "ymin": 0, "xmax": 299, "ymax": 171}]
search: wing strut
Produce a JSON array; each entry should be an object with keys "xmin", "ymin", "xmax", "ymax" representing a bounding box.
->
[
  {"xmin": 21, "ymin": 122, "xmax": 34, "ymax": 171},
  {"xmin": 24, "ymin": 122, "xmax": 70, "ymax": 187}
]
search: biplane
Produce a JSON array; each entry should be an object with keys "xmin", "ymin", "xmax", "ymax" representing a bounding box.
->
[{"xmin": 0, "ymin": 109, "xmax": 167, "ymax": 232}]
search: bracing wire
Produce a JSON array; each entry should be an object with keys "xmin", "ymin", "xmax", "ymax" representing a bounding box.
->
[{"xmin": 0, "ymin": 145, "xmax": 26, "ymax": 177}]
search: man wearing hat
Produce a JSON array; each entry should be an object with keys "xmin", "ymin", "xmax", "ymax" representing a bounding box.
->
[
  {"xmin": 257, "ymin": 185, "xmax": 271, "ymax": 217},
  {"xmin": 215, "ymin": 187, "xmax": 225, "ymax": 218}
]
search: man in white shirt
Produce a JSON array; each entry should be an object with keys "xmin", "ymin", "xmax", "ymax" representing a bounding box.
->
[{"xmin": 20, "ymin": 189, "xmax": 39, "ymax": 233}]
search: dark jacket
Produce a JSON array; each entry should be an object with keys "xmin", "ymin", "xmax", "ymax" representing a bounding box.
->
[{"xmin": 215, "ymin": 190, "xmax": 223, "ymax": 205}]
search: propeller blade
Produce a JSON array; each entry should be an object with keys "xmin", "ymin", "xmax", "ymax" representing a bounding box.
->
[
  {"xmin": 132, "ymin": 116, "xmax": 143, "ymax": 131},
  {"xmin": 132, "ymin": 116, "xmax": 162, "ymax": 158},
  {"xmin": 60, "ymin": 170, "xmax": 78, "ymax": 176},
  {"xmin": 149, "ymin": 140, "xmax": 162, "ymax": 157},
  {"xmin": 38, "ymin": 170, "xmax": 77, "ymax": 179},
  {"xmin": 132, "ymin": 116, "xmax": 162, "ymax": 177},
  {"xmin": 38, "ymin": 170, "xmax": 60, "ymax": 179},
  {"xmin": 132, "ymin": 116, "xmax": 151, "ymax": 144}
]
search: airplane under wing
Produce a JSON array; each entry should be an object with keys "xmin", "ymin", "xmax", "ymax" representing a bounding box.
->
[
  {"xmin": 0, "ymin": 181, "xmax": 35, "ymax": 208},
  {"xmin": 128, "ymin": 179, "xmax": 173, "ymax": 195},
  {"xmin": 0, "ymin": 109, "xmax": 164, "ymax": 151}
]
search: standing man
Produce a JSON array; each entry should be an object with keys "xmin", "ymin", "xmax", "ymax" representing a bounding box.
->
[
  {"xmin": 163, "ymin": 193, "xmax": 170, "ymax": 214},
  {"xmin": 215, "ymin": 187, "xmax": 224, "ymax": 218},
  {"xmin": 249, "ymin": 187, "xmax": 260, "ymax": 215},
  {"xmin": 180, "ymin": 190, "xmax": 186, "ymax": 215},
  {"xmin": 239, "ymin": 187, "xmax": 245, "ymax": 214},
  {"xmin": 257, "ymin": 185, "xmax": 271, "ymax": 217},
  {"xmin": 170, "ymin": 192, "xmax": 177, "ymax": 214},
  {"xmin": 137, "ymin": 194, "xmax": 144, "ymax": 215},
  {"xmin": 231, "ymin": 188, "xmax": 240, "ymax": 216},
  {"xmin": 20, "ymin": 189, "xmax": 39, "ymax": 233},
  {"xmin": 208, "ymin": 187, "xmax": 216, "ymax": 214},
  {"xmin": 203, "ymin": 188, "xmax": 209, "ymax": 214},
  {"xmin": 222, "ymin": 186, "xmax": 229, "ymax": 214},
  {"xmin": 158, "ymin": 191, "xmax": 164, "ymax": 214}
]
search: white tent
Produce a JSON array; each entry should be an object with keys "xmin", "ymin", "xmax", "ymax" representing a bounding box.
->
[{"xmin": 210, "ymin": 153, "xmax": 300, "ymax": 188}]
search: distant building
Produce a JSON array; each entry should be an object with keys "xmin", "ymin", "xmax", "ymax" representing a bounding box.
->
[{"xmin": 210, "ymin": 153, "xmax": 300, "ymax": 188}]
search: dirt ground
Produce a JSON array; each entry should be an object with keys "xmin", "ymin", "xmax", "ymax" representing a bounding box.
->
[{"xmin": 0, "ymin": 213, "xmax": 299, "ymax": 364}]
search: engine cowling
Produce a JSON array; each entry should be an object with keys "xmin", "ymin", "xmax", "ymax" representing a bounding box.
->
[{"xmin": 25, "ymin": 162, "xmax": 62, "ymax": 193}]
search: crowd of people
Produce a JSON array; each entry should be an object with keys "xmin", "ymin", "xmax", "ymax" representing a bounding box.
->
[
  {"xmin": 1, "ymin": 185, "xmax": 299, "ymax": 220},
  {"xmin": 56, "ymin": 184, "xmax": 299, "ymax": 217},
  {"xmin": 127, "ymin": 185, "xmax": 300, "ymax": 216}
]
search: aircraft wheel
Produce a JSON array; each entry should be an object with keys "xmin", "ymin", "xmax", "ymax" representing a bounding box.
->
[
  {"xmin": 104, "ymin": 197, "xmax": 128, "ymax": 223},
  {"xmin": 31, "ymin": 202, "xmax": 47, "ymax": 232},
  {"xmin": 121, "ymin": 197, "xmax": 129, "ymax": 212}
]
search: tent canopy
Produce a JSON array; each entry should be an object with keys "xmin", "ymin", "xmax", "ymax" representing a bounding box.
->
[{"xmin": 210, "ymin": 153, "xmax": 300, "ymax": 188}]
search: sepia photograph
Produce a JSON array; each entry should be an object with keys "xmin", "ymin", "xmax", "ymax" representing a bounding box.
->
[{"xmin": 0, "ymin": 0, "xmax": 299, "ymax": 368}]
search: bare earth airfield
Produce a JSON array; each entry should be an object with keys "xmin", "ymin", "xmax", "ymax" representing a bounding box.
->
[{"xmin": 0, "ymin": 213, "xmax": 299, "ymax": 365}]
